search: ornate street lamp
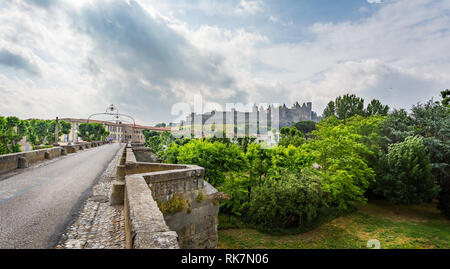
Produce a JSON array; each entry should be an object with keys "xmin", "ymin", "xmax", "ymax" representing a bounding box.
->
[{"xmin": 87, "ymin": 104, "xmax": 136, "ymax": 142}]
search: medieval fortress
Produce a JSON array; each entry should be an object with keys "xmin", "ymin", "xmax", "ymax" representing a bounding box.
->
[{"xmin": 183, "ymin": 101, "xmax": 319, "ymax": 130}]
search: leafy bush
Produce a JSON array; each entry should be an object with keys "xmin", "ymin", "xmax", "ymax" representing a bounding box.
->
[
  {"xmin": 375, "ymin": 136, "xmax": 440, "ymax": 204},
  {"xmin": 219, "ymin": 173, "xmax": 252, "ymax": 216},
  {"xmin": 248, "ymin": 169, "xmax": 323, "ymax": 228}
]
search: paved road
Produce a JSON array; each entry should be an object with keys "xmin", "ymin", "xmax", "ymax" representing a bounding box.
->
[{"xmin": 0, "ymin": 143, "xmax": 122, "ymax": 249}]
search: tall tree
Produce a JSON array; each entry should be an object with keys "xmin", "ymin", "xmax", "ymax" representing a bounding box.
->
[
  {"xmin": 78, "ymin": 123, "xmax": 109, "ymax": 141},
  {"xmin": 335, "ymin": 94, "xmax": 365, "ymax": 123},
  {"xmin": 366, "ymin": 99, "xmax": 389, "ymax": 116},
  {"xmin": 323, "ymin": 94, "xmax": 365, "ymax": 123},
  {"xmin": 323, "ymin": 101, "xmax": 336, "ymax": 118},
  {"xmin": 441, "ymin": 89, "xmax": 450, "ymax": 107},
  {"xmin": 375, "ymin": 136, "xmax": 439, "ymax": 204}
]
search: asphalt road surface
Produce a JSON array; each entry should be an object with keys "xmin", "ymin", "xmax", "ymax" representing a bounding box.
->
[{"xmin": 0, "ymin": 143, "xmax": 122, "ymax": 249}]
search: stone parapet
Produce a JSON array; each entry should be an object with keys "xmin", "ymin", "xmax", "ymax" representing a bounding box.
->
[
  {"xmin": 0, "ymin": 147, "xmax": 63, "ymax": 174},
  {"xmin": 124, "ymin": 175, "xmax": 179, "ymax": 249},
  {"xmin": 1, "ymin": 141, "xmax": 109, "ymax": 174},
  {"xmin": 113, "ymin": 145, "xmax": 224, "ymax": 249}
]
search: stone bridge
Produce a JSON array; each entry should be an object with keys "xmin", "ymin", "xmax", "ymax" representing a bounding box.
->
[{"xmin": 109, "ymin": 143, "xmax": 226, "ymax": 249}]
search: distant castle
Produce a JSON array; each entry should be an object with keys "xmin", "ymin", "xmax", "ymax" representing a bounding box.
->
[{"xmin": 183, "ymin": 101, "xmax": 319, "ymax": 132}]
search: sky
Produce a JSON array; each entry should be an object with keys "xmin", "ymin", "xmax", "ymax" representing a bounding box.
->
[{"xmin": 0, "ymin": 0, "xmax": 449, "ymax": 126}]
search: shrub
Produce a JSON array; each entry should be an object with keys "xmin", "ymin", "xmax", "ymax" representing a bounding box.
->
[
  {"xmin": 248, "ymin": 169, "xmax": 323, "ymax": 228},
  {"xmin": 375, "ymin": 136, "xmax": 440, "ymax": 204}
]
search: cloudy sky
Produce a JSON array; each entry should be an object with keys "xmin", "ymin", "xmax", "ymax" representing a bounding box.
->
[{"xmin": 0, "ymin": 0, "xmax": 449, "ymax": 125}]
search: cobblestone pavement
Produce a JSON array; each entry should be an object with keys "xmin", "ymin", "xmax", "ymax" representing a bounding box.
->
[{"xmin": 55, "ymin": 145, "xmax": 126, "ymax": 249}]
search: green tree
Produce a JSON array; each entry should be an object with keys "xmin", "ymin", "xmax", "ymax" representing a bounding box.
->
[
  {"xmin": 164, "ymin": 139, "xmax": 246, "ymax": 186},
  {"xmin": 323, "ymin": 101, "xmax": 336, "ymax": 119},
  {"xmin": 323, "ymin": 94, "xmax": 365, "ymax": 123},
  {"xmin": 411, "ymin": 100, "xmax": 449, "ymax": 183},
  {"xmin": 78, "ymin": 123, "xmax": 109, "ymax": 141},
  {"xmin": 366, "ymin": 99, "xmax": 389, "ymax": 116},
  {"xmin": 379, "ymin": 109, "xmax": 415, "ymax": 152},
  {"xmin": 246, "ymin": 143, "xmax": 272, "ymax": 189},
  {"xmin": 375, "ymin": 136, "xmax": 439, "ymax": 204},
  {"xmin": 60, "ymin": 121, "xmax": 72, "ymax": 135},
  {"xmin": 294, "ymin": 120, "xmax": 316, "ymax": 136},
  {"xmin": 0, "ymin": 116, "xmax": 29, "ymax": 153},
  {"xmin": 441, "ymin": 89, "xmax": 450, "ymax": 107},
  {"xmin": 307, "ymin": 116, "xmax": 375, "ymax": 209},
  {"xmin": 279, "ymin": 126, "xmax": 305, "ymax": 147}
]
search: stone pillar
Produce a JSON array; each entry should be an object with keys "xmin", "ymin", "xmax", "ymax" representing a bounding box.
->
[{"xmin": 54, "ymin": 117, "xmax": 59, "ymax": 146}]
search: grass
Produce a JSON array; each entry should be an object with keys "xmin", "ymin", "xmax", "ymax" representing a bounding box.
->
[{"xmin": 218, "ymin": 200, "xmax": 450, "ymax": 249}]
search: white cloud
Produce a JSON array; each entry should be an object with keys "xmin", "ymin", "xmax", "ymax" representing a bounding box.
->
[
  {"xmin": 257, "ymin": 0, "xmax": 450, "ymax": 114},
  {"xmin": 1, "ymin": 0, "xmax": 449, "ymax": 124},
  {"xmin": 268, "ymin": 15, "xmax": 278, "ymax": 23},
  {"xmin": 235, "ymin": 0, "xmax": 264, "ymax": 15}
]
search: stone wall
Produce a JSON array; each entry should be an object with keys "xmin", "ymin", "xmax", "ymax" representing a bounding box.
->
[
  {"xmin": 124, "ymin": 175, "xmax": 179, "ymax": 249},
  {"xmin": 132, "ymin": 147, "xmax": 159, "ymax": 163},
  {"xmin": 0, "ymin": 141, "xmax": 108, "ymax": 174},
  {"xmin": 0, "ymin": 147, "xmax": 65, "ymax": 174},
  {"xmin": 115, "ymin": 144, "xmax": 225, "ymax": 249}
]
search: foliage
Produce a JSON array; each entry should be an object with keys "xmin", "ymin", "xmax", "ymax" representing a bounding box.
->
[
  {"xmin": 145, "ymin": 131, "xmax": 175, "ymax": 153},
  {"xmin": 142, "ymin": 130, "xmax": 159, "ymax": 141},
  {"xmin": 294, "ymin": 120, "xmax": 316, "ymax": 136},
  {"xmin": 155, "ymin": 123, "xmax": 167, "ymax": 127},
  {"xmin": 441, "ymin": 89, "xmax": 450, "ymax": 107},
  {"xmin": 248, "ymin": 169, "xmax": 323, "ymax": 228},
  {"xmin": 324, "ymin": 95, "xmax": 389, "ymax": 123},
  {"xmin": 306, "ymin": 116, "xmax": 375, "ymax": 209},
  {"xmin": 60, "ymin": 121, "xmax": 72, "ymax": 135},
  {"xmin": 26, "ymin": 119, "xmax": 71, "ymax": 145},
  {"xmin": 323, "ymin": 101, "xmax": 336, "ymax": 119},
  {"xmin": 279, "ymin": 126, "xmax": 305, "ymax": 147},
  {"xmin": 219, "ymin": 172, "xmax": 252, "ymax": 216},
  {"xmin": 378, "ymin": 109, "xmax": 415, "ymax": 152},
  {"xmin": 366, "ymin": 99, "xmax": 389, "ymax": 116},
  {"xmin": 411, "ymin": 100, "xmax": 450, "ymax": 183},
  {"xmin": 269, "ymin": 145, "xmax": 314, "ymax": 177},
  {"xmin": 78, "ymin": 123, "xmax": 109, "ymax": 141},
  {"xmin": 375, "ymin": 136, "xmax": 439, "ymax": 204},
  {"xmin": 324, "ymin": 94, "xmax": 365, "ymax": 123},
  {"xmin": 163, "ymin": 139, "xmax": 246, "ymax": 185},
  {"xmin": 0, "ymin": 116, "xmax": 28, "ymax": 154},
  {"xmin": 246, "ymin": 143, "xmax": 273, "ymax": 188},
  {"xmin": 233, "ymin": 136, "xmax": 256, "ymax": 153}
]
